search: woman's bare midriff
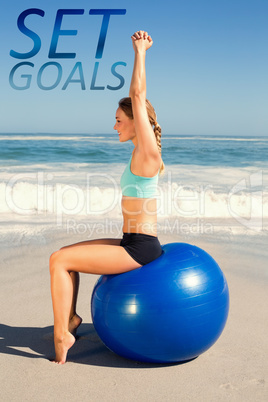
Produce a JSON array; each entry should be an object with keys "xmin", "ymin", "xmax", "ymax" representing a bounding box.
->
[{"xmin": 121, "ymin": 196, "xmax": 158, "ymax": 236}]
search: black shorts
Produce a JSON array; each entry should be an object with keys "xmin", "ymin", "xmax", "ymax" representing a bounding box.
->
[{"xmin": 120, "ymin": 232, "xmax": 162, "ymax": 266}]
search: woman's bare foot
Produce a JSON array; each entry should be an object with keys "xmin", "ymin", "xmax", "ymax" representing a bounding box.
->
[
  {"xmin": 52, "ymin": 331, "xmax": 75, "ymax": 364},
  {"xmin": 69, "ymin": 314, "xmax": 82, "ymax": 337}
]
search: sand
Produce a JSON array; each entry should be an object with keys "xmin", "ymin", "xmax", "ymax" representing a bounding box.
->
[{"xmin": 0, "ymin": 223, "xmax": 267, "ymax": 401}]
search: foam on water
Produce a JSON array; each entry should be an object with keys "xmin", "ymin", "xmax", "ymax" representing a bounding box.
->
[
  {"xmin": 1, "ymin": 165, "xmax": 267, "ymax": 234},
  {"xmin": 1, "ymin": 133, "xmax": 267, "ymax": 239}
]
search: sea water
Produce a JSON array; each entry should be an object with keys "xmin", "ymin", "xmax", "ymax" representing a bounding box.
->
[{"xmin": 0, "ymin": 133, "xmax": 267, "ymax": 242}]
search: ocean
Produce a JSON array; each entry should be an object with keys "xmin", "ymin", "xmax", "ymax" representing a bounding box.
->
[{"xmin": 1, "ymin": 133, "xmax": 267, "ymax": 242}]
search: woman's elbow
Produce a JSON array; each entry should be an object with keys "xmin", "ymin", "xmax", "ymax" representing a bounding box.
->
[{"xmin": 129, "ymin": 90, "xmax": 146, "ymax": 101}]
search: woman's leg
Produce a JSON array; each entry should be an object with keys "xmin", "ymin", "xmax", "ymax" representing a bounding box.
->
[
  {"xmin": 68, "ymin": 271, "xmax": 81, "ymax": 336},
  {"xmin": 49, "ymin": 238, "xmax": 141, "ymax": 364},
  {"xmin": 61, "ymin": 238, "xmax": 122, "ymax": 335}
]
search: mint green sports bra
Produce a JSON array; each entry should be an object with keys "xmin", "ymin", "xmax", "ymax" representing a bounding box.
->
[{"xmin": 120, "ymin": 155, "xmax": 159, "ymax": 198}]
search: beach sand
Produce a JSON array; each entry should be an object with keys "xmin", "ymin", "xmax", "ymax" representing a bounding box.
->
[{"xmin": 0, "ymin": 222, "xmax": 267, "ymax": 401}]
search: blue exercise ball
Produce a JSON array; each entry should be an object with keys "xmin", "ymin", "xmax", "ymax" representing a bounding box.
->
[{"xmin": 91, "ymin": 243, "xmax": 229, "ymax": 363}]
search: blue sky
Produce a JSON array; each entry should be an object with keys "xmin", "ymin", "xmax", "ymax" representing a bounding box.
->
[{"xmin": 0, "ymin": 0, "xmax": 267, "ymax": 136}]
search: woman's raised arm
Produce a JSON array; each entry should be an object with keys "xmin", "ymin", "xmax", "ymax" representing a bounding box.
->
[{"xmin": 129, "ymin": 31, "xmax": 159, "ymax": 158}]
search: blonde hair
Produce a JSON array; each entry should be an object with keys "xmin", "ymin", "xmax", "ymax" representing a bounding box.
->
[{"xmin": 118, "ymin": 97, "xmax": 165, "ymax": 174}]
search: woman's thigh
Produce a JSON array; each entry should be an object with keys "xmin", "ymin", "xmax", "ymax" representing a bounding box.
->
[
  {"xmin": 60, "ymin": 238, "xmax": 122, "ymax": 249},
  {"xmin": 52, "ymin": 238, "xmax": 142, "ymax": 275}
]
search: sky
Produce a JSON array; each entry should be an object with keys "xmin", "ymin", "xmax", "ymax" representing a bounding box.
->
[{"xmin": 0, "ymin": 0, "xmax": 267, "ymax": 136}]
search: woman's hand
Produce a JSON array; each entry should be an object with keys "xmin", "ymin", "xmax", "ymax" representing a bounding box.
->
[{"xmin": 131, "ymin": 30, "xmax": 153, "ymax": 53}]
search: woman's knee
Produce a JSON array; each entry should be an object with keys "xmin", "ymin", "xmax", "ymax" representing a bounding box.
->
[{"xmin": 49, "ymin": 250, "xmax": 62, "ymax": 274}]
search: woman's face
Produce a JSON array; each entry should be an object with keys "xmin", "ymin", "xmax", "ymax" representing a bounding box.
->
[{"xmin": 114, "ymin": 108, "xmax": 136, "ymax": 142}]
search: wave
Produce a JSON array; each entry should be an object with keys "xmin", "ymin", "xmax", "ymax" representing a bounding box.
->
[
  {"xmin": 0, "ymin": 134, "xmax": 114, "ymax": 141},
  {"xmin": 1, "ymin": 180, "xmax": 267, "ymax": 232},
  {"xmin": 0, "ymin": 135, "xmax": 111, "ymax": 141},
  {"xmin": 162, "ymin": 136, "xmax": 268, "ymax": 142},
  {"xmin": 1, "ymin": 134, "xmax": 267, "ymax": 170},
  {"xmin": 1, "ymin": 134, "xmax": 268, "ymax": 142}
]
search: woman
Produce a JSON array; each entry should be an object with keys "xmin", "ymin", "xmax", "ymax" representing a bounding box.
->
[{"xmin": 49, "ymin": 30, "xmax": 164, "ymax": 364}]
